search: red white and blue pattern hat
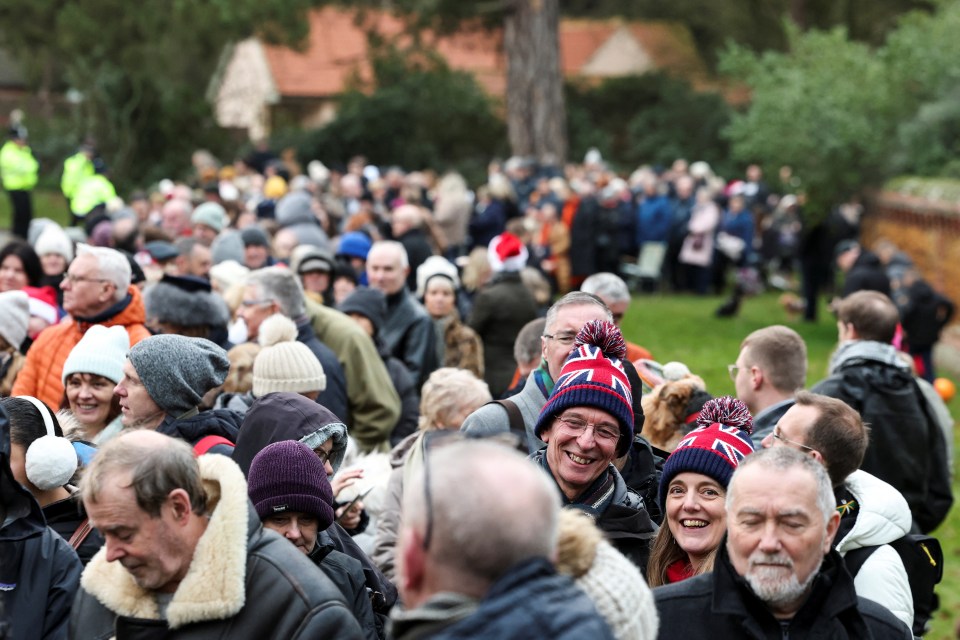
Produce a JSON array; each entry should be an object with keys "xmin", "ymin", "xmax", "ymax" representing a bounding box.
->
[
  {"xmin": 535, "ymin": 320, "xmax": 634, "ymax": 456},
  {"xmin": 658, "ymin": 396, "xmax": 755, "ymax": 508}
]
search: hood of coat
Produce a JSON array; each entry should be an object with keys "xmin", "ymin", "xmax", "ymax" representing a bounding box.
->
[
  {"xmin": 828, "ymin": 340, "xmax": 909, "ymax": 375},
  {"xmin": 232, "ymin": 392, "xmax": 347, "ymax": 476},
  {"xmin": 834, "ymin": 470, "xmax": 912, "ymax": 553},
  {"xmin": 79, "ymin": 454, "xmax": 250, "ymax": 629}
]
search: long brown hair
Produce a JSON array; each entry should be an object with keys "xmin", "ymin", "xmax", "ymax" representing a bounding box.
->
[
  {"xmin": 60, "ymin": 372, "xmax": 122, "ymax": 437},
  {"xmin": 646, "ymin": 522, "xmax": 718, "ymax": 587}
]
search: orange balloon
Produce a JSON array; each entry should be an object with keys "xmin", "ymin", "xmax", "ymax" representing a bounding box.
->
[{"xmin": 934, "ymin": 377, "xmax": 956, "ymax": 403}]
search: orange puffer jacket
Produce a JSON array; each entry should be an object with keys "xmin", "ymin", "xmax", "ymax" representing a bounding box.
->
[{"xmin": 12, "ymin": 286, "xmax": 151, "ymax": 409}]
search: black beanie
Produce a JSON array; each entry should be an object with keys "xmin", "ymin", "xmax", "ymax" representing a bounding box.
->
[{"xmin": 337, "ymin": 287, "xmax": 387, "ymax": 336}]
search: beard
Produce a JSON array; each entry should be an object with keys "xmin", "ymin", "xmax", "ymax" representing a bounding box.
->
[{"xmin": 744, "ymin": 551, "xmax": 822, "ymax": 609}]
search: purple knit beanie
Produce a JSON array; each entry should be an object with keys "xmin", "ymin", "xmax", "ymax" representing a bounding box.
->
[
  {"xmin": 247, "ymin": 440, "xmax": 335, "ymax": 528},
  {"xmin": 658, "ymin": 396, "xmax": 755, "ymax": 509}
]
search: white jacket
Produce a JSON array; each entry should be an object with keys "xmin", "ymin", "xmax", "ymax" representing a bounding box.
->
[{"xmin": 834, "ymin": 470, "xmax": 914, "ymax": 629}]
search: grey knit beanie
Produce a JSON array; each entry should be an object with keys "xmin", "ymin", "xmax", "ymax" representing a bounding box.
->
[{"xmin": 128, "ymin": 335, "xmax": 230, "ymax": 417}]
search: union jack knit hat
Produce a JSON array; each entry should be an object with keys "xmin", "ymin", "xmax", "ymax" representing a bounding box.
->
[
  {"xmin": 658, "ymin": 396, "xmax": 755, "ymax": 509},
  {"xmin": 535, "ymin": 320, "xmax": 634, "ymax": 456}
]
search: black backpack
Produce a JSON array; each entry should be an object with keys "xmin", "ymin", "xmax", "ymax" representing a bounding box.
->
[{"xmin": 844, "ymin": 534, "xmax": 943, "ymax": 637}]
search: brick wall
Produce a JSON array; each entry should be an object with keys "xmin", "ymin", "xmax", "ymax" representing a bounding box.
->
[{"xmin": 863, "ymin": 191, "xmax": 960, "ymax": 315}]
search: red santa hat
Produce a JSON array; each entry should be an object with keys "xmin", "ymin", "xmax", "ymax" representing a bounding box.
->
[{"xmin": 488, "ymin": 232, "xmax": 528, "ymax": 273}]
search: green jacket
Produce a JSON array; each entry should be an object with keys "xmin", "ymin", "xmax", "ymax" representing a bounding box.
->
[
  {"xmin": 306, "ymin": 297, "xmax": 401, "ymax": 451},
  {"xmin": 0, "ymin": 140, "xmax": 39, "ymax": 191},
  {"xmin": 70, "ymin": 174, "xmax": 116, "ymax": 217},
  {"xmin": 61, "ymin": 152, "xmax": 94, "ymax": 198}
]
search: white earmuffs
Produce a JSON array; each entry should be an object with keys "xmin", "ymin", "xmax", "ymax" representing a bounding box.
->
[{"xmin": 21, "ymin": 396, "xmax": 78, "ymax": 491}]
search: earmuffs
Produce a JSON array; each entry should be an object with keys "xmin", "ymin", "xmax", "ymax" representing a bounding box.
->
[{"xmin": 20, "ymin": 396, "xmax": 78, "ymax": 491}]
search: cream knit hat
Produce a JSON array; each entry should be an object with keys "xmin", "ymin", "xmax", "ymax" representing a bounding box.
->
[
  {"xmin": 0, "ymin": 290, "xmax": 29, "ymax": 349},
  {"xmin": 62, "ymin": 324, "xmax": 130, "ymax": 385},
  {"xmin": 555, "ymin": 510, "xmax": 659, "ymax": 640},
  {"xmin": 252, "ymin": 314, "xmax": 326, "ymax": 398}
]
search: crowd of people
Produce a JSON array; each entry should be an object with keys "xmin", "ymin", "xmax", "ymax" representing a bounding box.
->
[{"xmin": 0, "ymin": 129, "xmax": 955, "ymax": 639}]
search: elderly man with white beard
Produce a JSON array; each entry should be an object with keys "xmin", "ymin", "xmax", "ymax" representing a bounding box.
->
[{"xmin": 652, "ymin": 447, "xmax": 911, "ymax": 639}]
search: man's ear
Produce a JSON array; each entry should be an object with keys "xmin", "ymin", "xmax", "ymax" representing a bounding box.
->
[
  {"xmin": 167, "ymin": 488, "xmax": 194, "ymax": 525},
  {"xmin": 750, "ymin": 366, "xmax": 763, "ymax": 391},
  {"xmin": 823, "ymin": 510, "xmax": 841, "ymax": 552},
  {"xmin": 398, "ymin": 527, "xmax": 426, "ymax": 596}
]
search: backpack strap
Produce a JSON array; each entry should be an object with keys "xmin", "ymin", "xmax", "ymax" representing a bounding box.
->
[
  {"xmin": 193, "ymin": 435, "xmax": 234, "ymax": 456},
  {"xmin": 491, "ymin": 399, "xmax": 525, "ymax": 437},
  {"xmin": 68, "ymin": 518, "xmax": 93, "ymax": 550}
]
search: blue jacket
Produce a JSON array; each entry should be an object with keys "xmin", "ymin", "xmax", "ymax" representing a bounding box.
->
[
  {"xmin": 719, "ymin": 209, "xmax": 754, "ymax": 261},
  {"xmin": 636, "ymin": 194, "xmax": 673, "ymax": 245},
  {"xmin": 430, "ymin": 558, "xmax": 615, "ymax": 640}
]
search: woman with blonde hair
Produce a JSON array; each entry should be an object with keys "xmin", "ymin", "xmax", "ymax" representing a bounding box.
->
[{"xmin": 370, "ymin": 367, "xmax": 492, "ymax": 580}]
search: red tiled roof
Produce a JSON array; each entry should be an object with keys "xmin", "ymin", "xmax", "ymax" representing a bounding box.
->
[{"xmin": 262, "ymin": 8, "xmax": 706, "ymax": 99}]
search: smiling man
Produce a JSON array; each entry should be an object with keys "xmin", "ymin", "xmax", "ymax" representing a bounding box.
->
[
  {"xmin": 70, "ymin": 430, "xmax": 362, "ymax": 639},
  {"xmin": 530, "ymin": 319, "xmax": 656, "ymax": 572},
  {"xmin": 653, "ymin": 447, "xmax": 912, "ymax": 639}
]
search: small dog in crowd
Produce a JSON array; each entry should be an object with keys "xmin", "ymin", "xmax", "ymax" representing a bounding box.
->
[
  {"xmin": 640, "ymin": 376, "xmax": 712, "ymax": 451},
  {"xmin": 779, "ymin": 292, "xmax": 806, "ymax": 320}
]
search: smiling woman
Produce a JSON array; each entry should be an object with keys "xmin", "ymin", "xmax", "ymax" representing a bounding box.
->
[{"xmin": 647, "ymin": 397, "xmax": 756, "ymax": 587}]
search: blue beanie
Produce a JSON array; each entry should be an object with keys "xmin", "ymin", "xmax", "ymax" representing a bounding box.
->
[
  {"xmin": 337, "ymin": 232, "xmax": 372, "ymax": 260},
  {"xmin": 535, "ymin": 320, "xmax": 634, "ymax": 456},
  {"xmin": 658, "ymin": 396, "xmax": 755, "ymax": 509}
]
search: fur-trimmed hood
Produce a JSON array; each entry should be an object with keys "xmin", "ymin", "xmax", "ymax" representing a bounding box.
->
[{"xmin": 79, "ymin": 454, "xmax": 250, "ymax": 629}]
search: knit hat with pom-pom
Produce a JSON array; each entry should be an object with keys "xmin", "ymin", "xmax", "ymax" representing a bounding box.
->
[
  {"xmin": 535, "ymin": 320, "xmax": 634, "ymax": 456},
  {"xmin": 659, "ymin": 396, "xmax": 755, "ymax": 509},
  {"xmin": 554, "ymin": 510, "xmax": 659, "ymax": 640},
  {"xmin": 252, "ymin": 314, "xmax": 326, "ymax": 398}
]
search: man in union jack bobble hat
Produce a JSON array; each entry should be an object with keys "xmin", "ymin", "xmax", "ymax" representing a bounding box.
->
[{"xmin": 530, "ymin": 319, "xmax": 657, "ymax": 572}]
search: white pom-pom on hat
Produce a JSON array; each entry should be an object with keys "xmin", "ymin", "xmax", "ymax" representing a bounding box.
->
[
  {"xmin": 662, "ymin": 361, "xmax": 692, "ymax": 381},
  {"xmin": 258, "ymin": 314, "xmax": 298, "ymax": 347},
  {"xmin": 26, "ymin": 435, "xmax": 78, "ymax": 491}
]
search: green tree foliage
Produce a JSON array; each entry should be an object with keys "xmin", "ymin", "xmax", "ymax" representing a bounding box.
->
[
  {"xmin": 0, "ymin": 0, "xmax": 321, "ymax": 190},
  {"xmin": 293, "ymin": 48, "xmax": 506, "ymax": 186},
  {"xmin": 720, "ymin": 25, "xmax": 899, "ymax": 215},
  {"xmin": 567, "ymin": 74, "xmax": 732, "ymax": 174}
]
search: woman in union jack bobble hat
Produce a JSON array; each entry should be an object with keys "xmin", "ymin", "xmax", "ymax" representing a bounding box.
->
[{"xmin": 647, "ymin": 396, "xmax": 755, "ymax": 586}]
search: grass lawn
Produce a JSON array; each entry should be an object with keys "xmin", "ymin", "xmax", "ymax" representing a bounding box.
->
[
  {"xmin": 621, "ymin": 290, "xmax": 959, "ymax": 639},
  {"xmin": 0, "ymin": 188, "xmax": 72, "ymax": 233}
]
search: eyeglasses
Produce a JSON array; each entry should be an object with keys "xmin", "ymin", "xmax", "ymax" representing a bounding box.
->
[
  {"xmin": 63, "ymin": 273, "xmax": 110, "ymax": 285},
  {"xmin": 314, "ymin": 448, "xmax": 331, "ymax": 466},
  {"xmin": 555, "ymin": 413, "xmax": 620, "ymax": 443},
  {"xmin": 771, "ymin": 426, "xmax": 819, "ymax": 454},
  {"xmin": 543, "ymin": 332, "xmax": 577, "ymax": 346},
  {"xmin": 240, "ymin": 298, "xmax": 274, "ymax": 308},
  {"xmin": 727, "ymin": 364, "xmax": 740, "ymax": 381}
]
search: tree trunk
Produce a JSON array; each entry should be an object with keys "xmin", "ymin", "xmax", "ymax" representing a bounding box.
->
[{"xmin": 503, "ymin": 0, "xmax": 566, "ymax": 164}]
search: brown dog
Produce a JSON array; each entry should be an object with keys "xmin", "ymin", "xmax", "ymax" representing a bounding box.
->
[{"xmin": 640, "ymin": 376, "xmax": 710, "ymax": 452}]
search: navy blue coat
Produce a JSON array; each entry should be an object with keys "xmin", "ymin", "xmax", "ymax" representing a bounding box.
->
[{"xmin": 430, "ymin": 558, "xmax": 615, "ymax": 640}]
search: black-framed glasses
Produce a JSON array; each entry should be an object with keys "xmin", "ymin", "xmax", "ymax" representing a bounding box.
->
[
  {"xmin": 772, "ymin": 426, "xmax": 819, "ymax": 454},
  {"xmin": 543, "ymin": 332, "xmax": 577, "ymax": 346}
]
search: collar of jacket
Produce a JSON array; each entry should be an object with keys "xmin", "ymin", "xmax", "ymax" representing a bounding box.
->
[
  {"xmin": 74, "ymin": 291, "xmax": 134, "ymax": 327},
  {"xmin": 79, "ymin": 454, "xmax": 250, "ymax": 629},
  {"xmin": 828, "ymin": 340, "xmax": 908, "ymax": 375},
  {"xmin": 711, "ymin": 543, "xmax": 860, "ymax": 629}
]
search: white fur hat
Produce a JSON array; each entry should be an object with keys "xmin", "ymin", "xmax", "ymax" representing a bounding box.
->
[{"xmin": 416, "ymin": 255, "xmax": 460, "ymax": 299}]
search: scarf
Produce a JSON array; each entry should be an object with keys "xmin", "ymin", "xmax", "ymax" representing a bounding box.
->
[
  {"xmin": 666, "ymin": 559, "xmax": 694, "ymax": 584},
  {"xmin": 534, "ymin": 450, "xmax": 617, "ymax": 518},
  {"xmin": 534, "ymin": 362, "xmax": 554, "ymax": 398}
]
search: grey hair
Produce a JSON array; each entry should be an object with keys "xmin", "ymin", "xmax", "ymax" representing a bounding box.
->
[
  {"xmin": 403, "ymin": 440, "xmax": 560, "ymax": 583},
  {"xmin": 727, "ymin": 447, "xmax": 835, "ymax": 522},
  {"xmin": 369, "ymin": 240, "xmax": 409, "ymax": 269},
  {"xmin": 514, "ymin": 318, "xmax": 546, "ymax": 365},
  {"xmin": 77, "ymin": 244, "xmax": 131, "ymax": 301},
  {"xmin": 581, "ymin": 272, "xmax": 630, "ymax": 304},
  {"xmin": 81, "ymin": 433, "xmax": 207, "ymax": 517},
  {"xmin": 418, "ymin": 368, "xmax": 492, "ymax": 430},
  {"xmin": 247, "ymin": 266, "xmax": 306, "ymax": 318},
  {"xmin": 544, "ymin": 291, "xmax": 611, "ymax": 334}
]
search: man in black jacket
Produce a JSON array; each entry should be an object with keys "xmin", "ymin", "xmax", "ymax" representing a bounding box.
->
[
  {"xmin": 70, "ymin": 430, "xmax": 363, "ymax": 639},
  {"xmin": 835, "ymin": 240, "xmax": 891, "ymax": 298},
  {"xmin": 0, "ymin": 404, "xmax": 81, "ymax": 640},
  {"xmin": 812, "ymin": 291, "xmax": 953, "ymax": 533},
  {"xmin": 654, "ymin": 447, "xmax": 911, "ymax": 639}
]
